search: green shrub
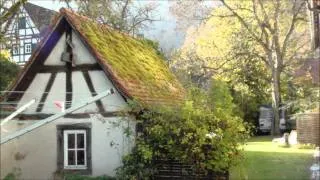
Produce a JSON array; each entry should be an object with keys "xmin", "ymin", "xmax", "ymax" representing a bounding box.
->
[
  {"xmin": 0, "ymin": 52, "xmax": 20, "ymax": 91},
  {"xmin": 3, "ymin": 173, "xmax": 16, "ymax": 180},
  {"xmin": 116, "ymin": 82, "xmax": 252, "ymax": 179}
]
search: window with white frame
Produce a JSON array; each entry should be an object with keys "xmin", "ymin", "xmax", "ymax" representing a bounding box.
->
[
  {"xmin": 25, "ymin": 44, "xmax": 32, "ymax": 54},
  {"xmin": 63, "ymin": 130, "xmax": 87, "ymax": 169},
  {"xmin": 12, "ymin": 45, "xmax": 19, "ymax": 55}
]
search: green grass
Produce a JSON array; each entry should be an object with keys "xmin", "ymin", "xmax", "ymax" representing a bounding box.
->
[{"xmin": 230, "ymin": 136, "xmax": 314, "ymax": 180}]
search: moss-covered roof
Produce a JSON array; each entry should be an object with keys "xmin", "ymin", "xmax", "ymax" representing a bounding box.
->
[{"xmin": 60, "ymin": 9, "xmax": 185, "ymax": 106}]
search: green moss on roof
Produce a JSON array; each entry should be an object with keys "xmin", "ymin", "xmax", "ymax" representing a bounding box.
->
[
  {"xmin": 62, "ymin": 9, "xmax": 185, "ymax": 105},
  {"xmin": 81, "ymin": 21, "xmax": 175, "ymax": 86}
]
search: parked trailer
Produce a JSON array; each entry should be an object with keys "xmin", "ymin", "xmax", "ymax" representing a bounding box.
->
[{"xmin": 258, "ymin": 105, "xmax": 286, "ymax": 133}]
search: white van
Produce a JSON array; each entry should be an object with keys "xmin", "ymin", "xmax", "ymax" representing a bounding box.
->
[{"xmin": 258, "ymin": 105, "xmax": 286, "ymax": 133}]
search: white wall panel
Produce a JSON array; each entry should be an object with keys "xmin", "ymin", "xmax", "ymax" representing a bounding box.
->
[
  {"xmin": 44, "ymin": 32, "xmax": 66, "ymax": 65},
  {"xmin": 72, "ymin": 31, "xmax": 96, "ymax": 65},
  {"xmin": 89, "ymin": 71, "xmax": 127, "ymax": 112},
  {"xmin": 17, "ymin": 73, "xmax": 51, "ymax": 113},
  {"xmin": 72, "ymin": 71, "xmax": 97, "ymax": 113},
  {"xmin": 42, "ymin": 72, "xmax": 66, "ymax": 114}
]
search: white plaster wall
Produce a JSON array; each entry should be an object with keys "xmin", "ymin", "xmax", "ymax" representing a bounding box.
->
[
  {"xmin": 91, "ymin": 116, "xmax": 135, "ymax": 176},
  {"xmin": 0, "ymin": 119, "xmax": 60, "ymax": 180},
  {"xmin": 71, "ymin": 71, "xmax": 97, "ymax": 113},
  {"xmin": 44, "ymin": 32, "xmax": 66, "ymax": 66},
  {"xmin": 0, "ymin": 116, "xmax": 135, "ymax": 179},
  {"xmin": 0, "ymin": 120, "xmax": 38, "ymax": 138},
  {"xmin": 89, "ymin": 71, "xmax": 127, "ymax": 112},
  {"xmin": 72, "ymin": 31, "xmax": 96, "ymax": 65},
  {"xmin": 42, "ymin": 72, "xmax": 66, "ymax": 114},
  {"xmin": 17, "ymin": 73, "xmax": 51, "ymax": 113}
]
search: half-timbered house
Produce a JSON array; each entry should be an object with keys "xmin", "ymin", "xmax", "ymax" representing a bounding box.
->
[
  {"xmin": 1, "ymin": 2, "xmax": 56, "ymax": 65},
  {"xmin": 0, "ymin": 8, "xmax": 184, "ymax": 179}
]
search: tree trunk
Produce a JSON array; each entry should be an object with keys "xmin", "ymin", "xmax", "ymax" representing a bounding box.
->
[{"xmin": 271, "ymin": 68, "xmax": 281, "ymax": 136}]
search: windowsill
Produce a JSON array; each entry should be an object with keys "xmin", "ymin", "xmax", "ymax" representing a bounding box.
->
[
  {"xmin": 64, "ymin": 166, "xmax": 87, "ymax": 170},
  {"xmin": 58, "ymin": 168, "xmax": 92, "ymax": 175}
]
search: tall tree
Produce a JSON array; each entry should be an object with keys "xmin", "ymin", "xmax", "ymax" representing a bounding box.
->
[
  {"xmin": 306, "ymin": 0, "xmax": 320, "ymax": 49},
  {"xmin": 173, "ymin": 0, "xmax": 310, "ymax": 135}
]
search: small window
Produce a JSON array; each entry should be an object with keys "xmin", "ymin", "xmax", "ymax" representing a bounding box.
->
[
  {"xmin": 12, "ymin": 45, "xmax": 19, "ymax": 55},
  {"xmin": 25, "ymin": 44, "xmax": 32, "ymax": 54},
  {"xmin": 63, "ymin": 130, "xmax": 87, "ymax": 169},
  {"xmin": 57, "ymin": 124, "xmax": 91, "ymax": 174},
  {"xmin": 18, "ymin": 17, "xmax": 26, "ymax": 29}
]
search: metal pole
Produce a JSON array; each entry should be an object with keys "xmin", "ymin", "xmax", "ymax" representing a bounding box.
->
[
  {"xmin": 0, "ymin": 99, "xmax": 36, "ymax": 126},
  {"xmin": 1, "ymin": 89, "xmax": 114, "ymax": 144}
]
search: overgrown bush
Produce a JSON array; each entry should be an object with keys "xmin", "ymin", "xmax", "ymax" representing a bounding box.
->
[
  {"xmin": 0, "ymin": 51, "xmax": 20, "ymax": 91},
  {"xmin": 116, "ymin": 79, "xmax": 252, "ymax": 179}
]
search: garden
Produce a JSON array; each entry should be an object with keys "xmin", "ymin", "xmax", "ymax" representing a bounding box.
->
[{"xmin": 230, "ymin": 136, "xmax": 315, "ymax": 180}]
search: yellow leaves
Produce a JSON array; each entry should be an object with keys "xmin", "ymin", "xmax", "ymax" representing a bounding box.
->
[
  {"xmin": 0, "ymin": 50, "xmax": 12, "ymax": 61},
  {"xmin": 195, "ymin": 13, "xmax": 234, "ymax": 60}
]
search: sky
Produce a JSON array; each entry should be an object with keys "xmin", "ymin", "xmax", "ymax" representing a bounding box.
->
[{"xmin": 27, "ymin": 0, "xmax": 185, "ymax": 54}]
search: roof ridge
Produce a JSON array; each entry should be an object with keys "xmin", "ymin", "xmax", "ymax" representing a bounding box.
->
[
  {"xmin": 24, "ymin": 2, "xmax": 58, "ymax": 31},
  {"xmin": 59, "ymin": 8, "xmax": 91, "ymax": 22},
  {"xmin": 59, "ymin": 8, "xmax": 141, "ymax": 41},
  {"xmin": 24, "ymin": 2, "xmax": 57, "ymax": 13}
]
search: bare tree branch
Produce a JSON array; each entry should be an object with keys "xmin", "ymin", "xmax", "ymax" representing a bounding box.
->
[
  {"xmin": 281, "ymin": 0, "xmax": 305, "ymax": 60},
  {"xmin": 67, "ymin": 0, "xmax": 158, "ymax": 36},
  {"xmin": 257, "ymin": 0, "xmax": 273, "ymax": 32},
  {"xmin": 252, "ymin": 0, "xmax": 271, "ymax": 53},
  {"xmin": 219, "ymin": 0, "xmax": 271, "ymax": 52}
]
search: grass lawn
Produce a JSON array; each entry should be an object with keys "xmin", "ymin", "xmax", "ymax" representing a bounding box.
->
[{"xmin": 230, "ymin": 136, "xmax": 315, "ymax": 180}]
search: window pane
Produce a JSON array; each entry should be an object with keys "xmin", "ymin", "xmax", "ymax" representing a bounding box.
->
[
  {"xmin": 68, "ymin": 150, "xmax": 75, "ymax": 165},
  {"xmin": 25, "ymin": 44, "xmax": 31, "ymax": 53},
  {"xmin": 77, "ymin": 150, "xmax": 85, "ymax": 165},
  {"xmin": 68, "ymin": 134, "xmax": 75, "ymax": 148},
  {"xmin": 18, "ymin": 17, "xmax": 26, "ymax": 29},
  {"xmin": 77, "ymin": 133, "xmax": 84, "ymax": 148}
]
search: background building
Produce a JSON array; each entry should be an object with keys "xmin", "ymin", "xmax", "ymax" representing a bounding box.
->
[{"xmin": 1, "ymin": 2, "xmax": 56, "ymax": 65}]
